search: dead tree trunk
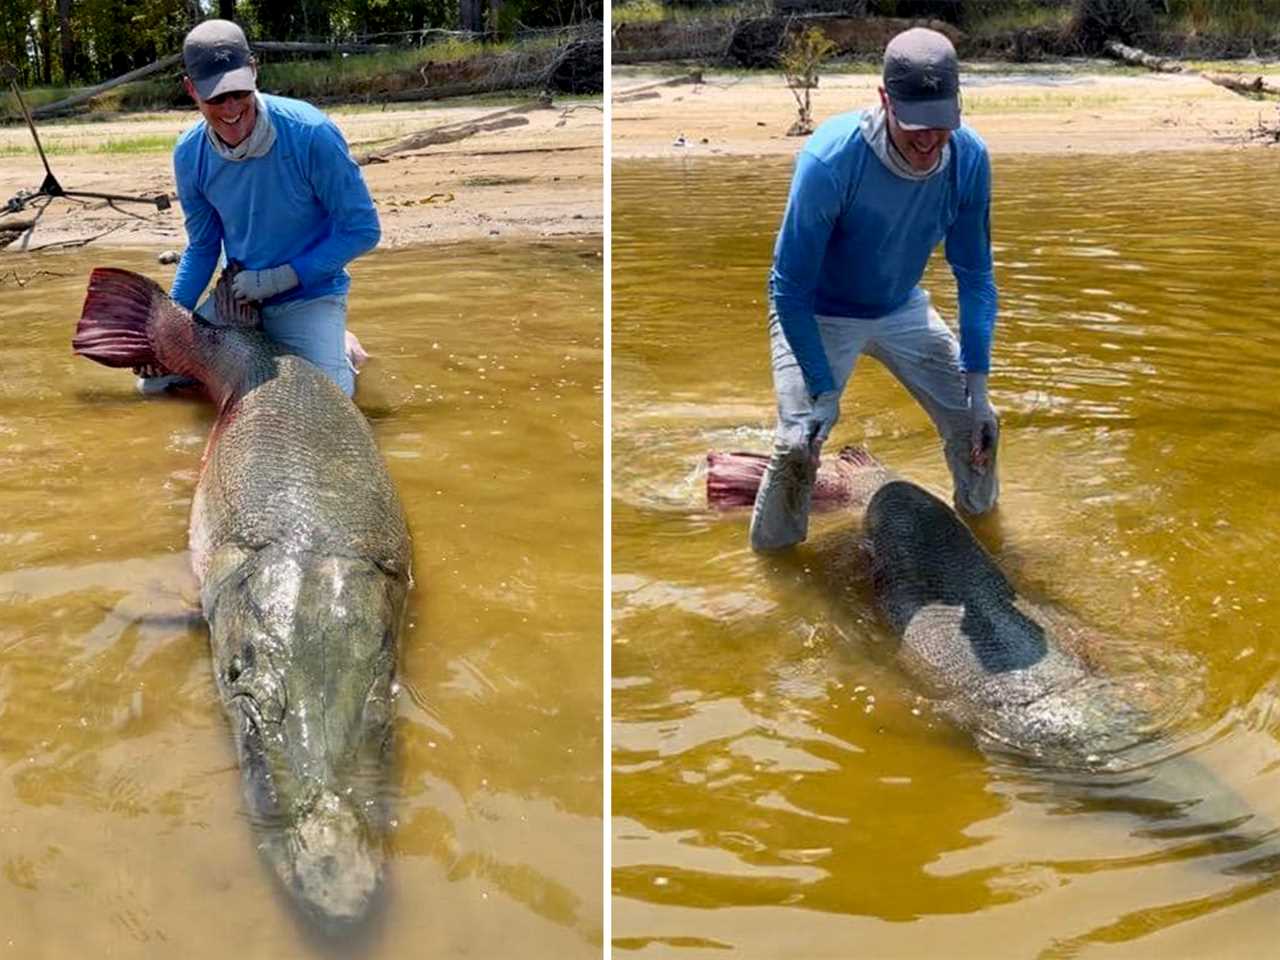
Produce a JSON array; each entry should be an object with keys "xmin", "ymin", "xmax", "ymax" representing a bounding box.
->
[
  {"xmin": 1103, "ymin": 40, "xmax": 1182, "ymax": 72},
  {"xmin": 30, "ymin": 52, "xmax": 182, "ymax": 118},
  {"xmin": 1105, "ymin": 40, "xmax": 1280, "ymax": 99},
  {"xmin": 459, "ymin": 0, "xmax": 485, "ymax": 33},
  {"xmin": 1201, "ymin": 72, "xmax": 1280, "ymax": 98},
  {"xmin": 57, "ymin": 0, "xmax": 75, "ymax": 82}
]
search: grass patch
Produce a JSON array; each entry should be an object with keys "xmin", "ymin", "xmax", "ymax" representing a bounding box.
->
[
  {"xmin": 964, "ymin": 4, "xmax": 1073, "ymax": 40},
  {"xmin": 962, "ymin": 92, "xmax": 1126, "ymax": 114},
  {"xmin": 613, "ymin": 0, "xmax": 757, "ymax": 25},
  {"xmin": 0, "ymin": 133, "xmax": 177, "ymax": 157}
]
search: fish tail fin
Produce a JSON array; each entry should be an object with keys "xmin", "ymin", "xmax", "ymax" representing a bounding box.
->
[
  {"xmin": 706, "ymin": 451, "xmax": 770, "ymax": 508},
  {"xmin": 836, "ymin": 445, "xmax": 880, "ymax": 469},
  {"xmin": 707, "ymin": 448, "xmax": 860, "ymax": 511},
  {"xmin": 72, "ymin": 268, "xmax": 168, "ymax": 368}
]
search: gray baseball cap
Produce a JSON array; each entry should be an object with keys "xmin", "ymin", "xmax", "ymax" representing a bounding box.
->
[
  {"xmin": 883, "ymin": 28, "xmax": 961, "ymax": 131},
  {"xmin": 183, "ymin": 19, "xmax": 256, "ymax": 100}
]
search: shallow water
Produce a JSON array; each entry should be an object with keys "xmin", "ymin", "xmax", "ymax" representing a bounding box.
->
[
  {"xmin": 0, "ymin": 240, "xmax": 602, "ymax": 957},
  {"xmin": 612, "ymin": 154, "xmax": 1280, "ymax": 958}
]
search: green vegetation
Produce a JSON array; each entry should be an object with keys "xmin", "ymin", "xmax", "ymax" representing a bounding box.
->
[
  {"xmin": 2, "ymin": 33, "xmax": 559, "ymax": 119},
  {"xmin": 2, "ymin": 0, "xmax": 600, "ymax": 90},
  {"xmin": 780, "ymin": 26, "xmax": 838, "ymax": 136},
  {"xmin": 963, "ymin": 4, "xmax": 1074, "ymax": 42},
  {"xmin": 612, "ymin": 0, "xmax": 756, "ymax": 25},
  {"xmin": 961, "ymin": 91, "xmax": 1125, "ymax": 114},
  {"xmin": 612, "ymin": 0, "xmax": 1280, "ymax": 56},
  {"xmin": 1169, "ymin": 0, "xmax": 1280, "ymax": 42},
  {"xmin": 0, "ymin": 133, "xmax": 177, "ymax": 157}
]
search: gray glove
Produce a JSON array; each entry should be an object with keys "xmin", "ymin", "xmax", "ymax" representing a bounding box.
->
[
  {"xmin": 966, "ymin": 371, "xmax": 998, "ymax": 471},
  {"xmin": 231, "ymin": 263, "xmax": 298, "ymax": 303},
  {"xmin": 806, "ymin": 390, "xmax": 841, "ymax": 460}
]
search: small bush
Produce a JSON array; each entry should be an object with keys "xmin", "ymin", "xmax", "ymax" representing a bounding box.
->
[{"xmin": 1069, "ymin": 0, "xmax": 1157, "ymax": 51}]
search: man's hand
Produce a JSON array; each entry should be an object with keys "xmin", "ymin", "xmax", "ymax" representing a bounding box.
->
[
  {"xmin": 231, "ymin": 263, "xmax": 298, "ymax": 303},
  {"xmin": 966, "ymin": 371, "xmax": 998, "ymax": 471},
  {"xmin": 806, "ymin": 390, "xmax": 841, "ymax": 464}
]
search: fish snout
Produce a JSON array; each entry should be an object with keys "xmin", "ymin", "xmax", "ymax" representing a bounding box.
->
[{"xmin": 283, "ymin": 789, "xmax": 382, "ymax": 929}]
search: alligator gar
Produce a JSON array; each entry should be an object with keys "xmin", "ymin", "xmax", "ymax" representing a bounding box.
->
[
  {"xmin": 73, "ymin": 267, "xmax": 412, "ymax": 929},
  {"xmin": 709, "ymin": 446, "xmax": 1177, "ymax": 764},
  {"xmin": 708, "ymin": 447, "xmax": 1280, "ymax": 856}
]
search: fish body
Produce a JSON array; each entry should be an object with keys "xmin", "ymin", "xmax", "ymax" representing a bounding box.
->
[
  {"xmin": 709, "ymin": 447, "xmax": 1161, "ymax": 764},
  {"xmin": 74, "ymin": 268, "xmax": 411, "ymax": 928}
]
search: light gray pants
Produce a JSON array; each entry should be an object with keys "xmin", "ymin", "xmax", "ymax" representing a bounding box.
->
[
  {"xmin": 749, "ymin": 290, "xmax": 999, "ymax": 552},
  {"xmin": 197, "ymin": 292, "xmax": 354, "ymax": 396}
]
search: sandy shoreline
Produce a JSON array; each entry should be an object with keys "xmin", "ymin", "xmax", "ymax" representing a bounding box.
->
[
  {"xmin": 0, "ymin": 96, "xmax": 603, "ymax": 253},
  {"xmin": 3, "ymin": 63, "xmax": 1276, "ymax": 255},
  {"xmin": 612, "ymin": 63, "xmax": 1279, "ymax": 161}
]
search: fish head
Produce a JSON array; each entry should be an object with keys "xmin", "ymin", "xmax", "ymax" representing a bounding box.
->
[{"xmin": 207, "ymin": 549, "xmax": 408, "ymax": 930}]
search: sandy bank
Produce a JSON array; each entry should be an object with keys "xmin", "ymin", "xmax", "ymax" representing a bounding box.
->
[
  {"xmin": 611, "ymin": 63, "xmax": 1278, "ymax": 161},
  {"xmin": 0, "ymin": 96, "xmax": 602, "ymax": 253}
]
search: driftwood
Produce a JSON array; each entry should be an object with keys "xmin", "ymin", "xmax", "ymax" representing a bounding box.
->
[
  {"xmin": 253, "ymin": 41, "xmax": 393, "ymax": 55},
  {"xmin": 1103, "ymin": 40, "xmax": 1184, "ymax": 73},
  {"xmin": 355, "ymin": 106, "xmax": 535, "ymax": 165},
  {"xmin": 545, "ymin": 38, "xmax": 602, "ymax": 95},
  {"xmin": 612, "ymin": 72, "xmax": 703, "ymax": 100},
  {"xmin": 1105, "ymin": 40, "xmax": 1280, "ymax": 100},
  {"xmin": 29, "ymin": 53, "xmax": 182, "ymax": 118},
  {"xmin": 25, "ymin": 222, "xmax": 125, "ymax": 252},
  {"xmin": 1202, "ymin": 71, "xmax": 1280, "ymax": 98}
]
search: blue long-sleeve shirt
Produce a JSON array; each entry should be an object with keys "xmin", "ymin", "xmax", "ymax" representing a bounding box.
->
[
  {"xmin": 170, "ymin": 94, "xmax": 380, "ymax": 310},
  {"xmin": 769, "ymin": 111, "xmax": 998, "ymax": 396}
]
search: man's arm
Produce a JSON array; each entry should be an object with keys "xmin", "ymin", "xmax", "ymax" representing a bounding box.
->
[
  {"xmin": 945, "ymin": 142, "xmax": 999, "ymax": 466},
  {"xmin": 944, "ymin": 145, "xmax": 997, "ymax": 375},
  {"xmin": 770, "ymin": 151, "xmax": 843, "ymax": 397},
  {"xmin": 288, "ymin": 120, "xmax": 381, "ymax": 288},
  {"xmin": 169, "ymin": 143, "xmax": 223, "ymax": 310}
]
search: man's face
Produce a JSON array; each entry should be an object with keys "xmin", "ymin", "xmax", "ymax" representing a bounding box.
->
[
  {"xmin": 878, "ymin": 87, "xmax": 952, "ymax": 172},
  {"xmin": 184, "ymin": 71, "xmax": 257, "ymax": 147}
]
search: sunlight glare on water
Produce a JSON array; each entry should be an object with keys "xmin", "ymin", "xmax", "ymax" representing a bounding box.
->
[
  {"xmin": 612, "ymin": 153, "xmax": 1280, "ymax": 958},
  {"xmin": 0, "ymin": 241, "xmax": 602, "ymax": 958}
]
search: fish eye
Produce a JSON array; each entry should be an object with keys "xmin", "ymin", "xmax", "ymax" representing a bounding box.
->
[{"xmin": 227, "ymin": 655, "xmax": 244, "ymax": 684}]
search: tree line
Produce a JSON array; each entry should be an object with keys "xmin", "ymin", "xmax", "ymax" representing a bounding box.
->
[{"xmin": 0, "ymin": 0, "xmax": 601, "ymax": 88}]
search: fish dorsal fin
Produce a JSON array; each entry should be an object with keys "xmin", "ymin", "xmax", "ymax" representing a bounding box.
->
[{"xmin": 209, "ymin": 264, "xmax": 262, "ymax": 329}]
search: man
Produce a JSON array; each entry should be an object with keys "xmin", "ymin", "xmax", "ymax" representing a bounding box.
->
[
  {"xmin": 143, "ymin": 18, "xmax": 380, "ymax": 397},
  {"xmin": 750, "ymin": 27, "xmax": 999, "ymax": 552}
]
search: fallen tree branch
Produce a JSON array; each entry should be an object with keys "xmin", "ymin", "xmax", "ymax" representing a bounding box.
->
[
  {"xmin": 252, "ymin": 40, "xmax": 394, "ymax": 55},
  {"xmin": 0, "ymin": 268, "xmax": 67, "ymax": 286},
  {"xmin": 1104, "ymin": 40, "xmax": 1280, "ymax": 100},
  {"xmin": 29, "ymin": 53, "xmax": 182, "ymax": 118},
  {"xmin": 1202, "ymin": 71, "xmax": 1280, "ymax": 98},
  {"xmin": 612, "ymin": 72, "xmax": 704, "ymax": 100},
  {"xmin": 355, "ymin": 107, "xmax": 535, "ymax": 165},
  {"xmin": 25, "ymin": 222, "xmax": 124, "ymax": 252},
  {"xmin": 1103, "ymin": 40, "xmax": 1183, "ymax": 73}
]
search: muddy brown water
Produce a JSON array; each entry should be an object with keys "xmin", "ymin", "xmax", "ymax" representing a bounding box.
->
[
  {"xmin": 0, "ymin": 241, "xmax": 602, "ymax": 957},
  {"xmin": 612, "ymin": 154, "xmax": 1280, "ymax": 958}
]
